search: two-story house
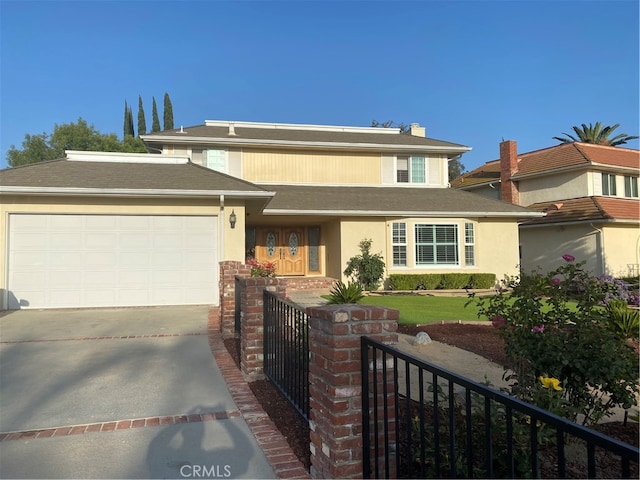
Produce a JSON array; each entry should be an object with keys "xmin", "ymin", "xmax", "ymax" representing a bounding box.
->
[
  {"xmin": 0, "ymin": 120, "xmax": 540, "ymax": 310},
  {"xmin": 451, "ymin": 140, "xmax": 640, "ymax": 277}
]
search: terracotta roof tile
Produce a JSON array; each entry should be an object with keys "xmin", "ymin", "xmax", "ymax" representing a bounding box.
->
[{"xmin": 522, "ymin": 196, "xmax": 639, "ymax": 225}]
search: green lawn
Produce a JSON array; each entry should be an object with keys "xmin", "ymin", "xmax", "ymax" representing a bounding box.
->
[{"xmin": 359, "ymin": 295, "xmax": 486, "ymax": 325}]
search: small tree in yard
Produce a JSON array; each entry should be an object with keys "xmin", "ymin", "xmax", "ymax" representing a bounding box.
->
[{"xmin": 344, "ymin": 238, "xmax": 385, "ymax": 291}]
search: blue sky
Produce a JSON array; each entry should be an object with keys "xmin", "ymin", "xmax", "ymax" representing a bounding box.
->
[{"xmin": 1, "ymin": 0, "xmax": 638, "ymax": 171}]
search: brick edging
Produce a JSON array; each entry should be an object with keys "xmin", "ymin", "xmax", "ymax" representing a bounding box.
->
[{"xmin": 207, "ymin": 309, "xmax": 311, "ymax": 480}]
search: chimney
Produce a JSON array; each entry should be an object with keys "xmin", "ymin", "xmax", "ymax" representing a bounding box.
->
[
  {"xmin": 409, "ymin": 123, "xmax": 426, "ymax": 137},
  {"xmin": 500, "ymin": 140, "xmax": 520, "ymax": 204}
]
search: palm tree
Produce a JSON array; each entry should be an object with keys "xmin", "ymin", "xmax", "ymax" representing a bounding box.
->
[{"xmin": 553, "ymin": 122, "xmax": 638, "ymax": 146}]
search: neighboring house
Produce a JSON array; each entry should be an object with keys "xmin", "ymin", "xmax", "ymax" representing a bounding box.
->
[
  {"xmin": 451, "ymin": 140, "xmax": 640, "ymax": 277},
  {"xmin": 0, "ymin": 121, "xmax": 541, "ymax": 310}
]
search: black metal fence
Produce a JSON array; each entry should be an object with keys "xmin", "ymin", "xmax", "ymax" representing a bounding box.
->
[
  {"xmin": 361, "ymin": 336, "xmax": 639, "ymax": 479},
  {"xmin": 263, "ymin": 290, "xmax": 310, "ymax": 420}
]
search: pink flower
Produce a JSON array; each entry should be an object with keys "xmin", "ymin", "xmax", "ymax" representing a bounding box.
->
[
  {"xmin": 562, "ymin": 254, "xmax": 575, "ymax": 262},
  {"xmin": 491, "ymin": 316, "xmax": 506, "ymax": 329},
  {"xmin": 532, "ymin": 325, "xmax": 545, "ymax": 333},
  {"xmin": 551, "ymin": 277, "xmax": 561, "ymax": 285}
]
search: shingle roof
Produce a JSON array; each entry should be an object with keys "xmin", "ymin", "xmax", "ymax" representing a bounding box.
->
[
  {"xmin": 142, "ymin": 123, "xmax": 470, "ymax": 153},
  {"xmin": 0, "ymin": 159, "xmax": 270, "ymax": 194},
  {"xmin": 452, "ymin": 143, "xmax": 639, "ymax": 188},
  {"xmin": 522, "ymin": 196, "xmax": 640, "ymax": 225},
  {"xmin": 261, "ymin": 184, "xmax": 541, "ymax": 217}
]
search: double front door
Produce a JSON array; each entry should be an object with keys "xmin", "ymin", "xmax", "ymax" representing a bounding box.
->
[{"xmin": 256, "ymin": 227, "xmax": 305, "ymax": 276}]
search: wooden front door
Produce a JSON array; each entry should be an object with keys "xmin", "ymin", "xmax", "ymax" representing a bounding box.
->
[{"xmin": 257, "ymin": 227, "xmax": 305, "ymax": 276}]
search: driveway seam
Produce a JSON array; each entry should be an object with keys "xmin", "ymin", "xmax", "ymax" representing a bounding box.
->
[
  {"xmin": 0, "ymin": 332, "xmax": 206, "ymax": 344},
  {"xmin": 0, "ymin": 409, "xmax": 241, "ymax": 441},
  {"xmin": 207, "ymin": 308, "xmax": 311, "ymax": 480}
]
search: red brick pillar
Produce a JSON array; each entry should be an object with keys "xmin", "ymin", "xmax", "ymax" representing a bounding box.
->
[
  {"xmin": 239, "ymin": 277, "xmax": 286, "ymax": 381},
  {"xmin": 308, "ymin": 305, "xmax": 398, "ymax": 479},
  {"xmin": 219, "ymin": 261, "xmax": 251, "ymax": 338}
]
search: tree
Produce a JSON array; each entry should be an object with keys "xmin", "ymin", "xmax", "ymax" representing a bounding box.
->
[
  {"xmin": 123, "ymin": 101, "xmax": 134, "ymax": 138},
  {"xmin": 151, "ymin": 96, "xmax": 161, "ymax": 132},
  {"xmin": 6, "ymin": 118, "xmax": 147, "ymax": 167},
  {"xmin": 371, "ymin": 119, "xmax": 408, "ymax": 132},
  {"xmin": 553, "ymin": 122, "xmax": 638, "ymax": 146},
  {"xmin": 163, "ymin": 92, "xmax": 174, "ymax": 130},
  {"xmin": 448, "ymin": 156, "xmax": 466, "ymax": 182},
  {"xmin": 343, "ymin": 238, "xmax": 386, "ymax": 291},
  {"xmin": 137, "ymin": 95, "xmax": 146, "ymax": 136}
]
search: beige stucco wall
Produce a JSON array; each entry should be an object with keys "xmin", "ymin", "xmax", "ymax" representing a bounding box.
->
[
  {"xmin": 519, "ymin": 224, "xmax": 600, "ymax": 275},
  {"xmin": 520, "ymin": 221, "xmax": 639, "ymax": 277},
  {"xmin": 519, "ymin": 170, "xmax": 589, "ymax": 205},
  {"xmin": 601, "ymin": 223, "xmax": 640, "ymax": 276},
  {"xmin": 0, "ymin": 195, "xmax": 246, "ymax": 295},
  {"xmin": 325, "ymin": 217, "xmax": 520, "ymax": 288},
  {"xmin": 242, "ymin": 149, "xmax": 381, "ymax": 185}
]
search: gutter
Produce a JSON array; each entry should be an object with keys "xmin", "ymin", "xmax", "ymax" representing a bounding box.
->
[
  {"xmin": 0, "ymin": 186, "xmax": 276, "ymax": 199},
  {"xmin": 262, "ymin": 209, "xmax": 544, "ymax": 218}
]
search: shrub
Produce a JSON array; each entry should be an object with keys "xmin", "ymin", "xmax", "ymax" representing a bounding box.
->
[
  {"xmin": 439, "ymin": 273, "xmax": 471, "ymax": 289},
  {"xmin": 468, "ymin": 273, "xmax": 496, "ymax": 289},
  {"xmin": 389, "ymin": 274, "xmax": 441, "ymax": 290},
  {"xmin": 471, "ymin": 255, "xmax": 639, "ymax": 426},
  {"xmin": 605, "ymin": 299, "xmax": 640, "ymax": 339},
  {"xmin": 246, "ymin": 258, "xmax": 277, "ymax": 277},
  {"xmin": 344, "ymin": 238, "xmax": 385, "ymax": 291},
  {"xmin": 327, "ymin": 281, "xmax": 364, "ymax": 304}
]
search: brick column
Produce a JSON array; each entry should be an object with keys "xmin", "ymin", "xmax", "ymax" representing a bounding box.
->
[
  {"xmin": 308, "ymin": 304, "xmax": 398, "ymax": 479},
  {"xmin": 219, "ymin": 261, "xmax": 251, "ymax": 338},
  {"xmin": 239, "ymin": 276, "xmax": 286, "ymax": 381}
]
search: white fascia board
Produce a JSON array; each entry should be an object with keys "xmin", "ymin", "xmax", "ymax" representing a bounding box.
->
[
  {"xmin": 65, "ymin": 150, "xmax": 189, "ymax": 164},
  {"xmin": 204, "ymin": 119, "xmax": 402, "ymax": 134},
  {"xmin": 262, "ymin": 208, "xmax": 544, "ymax": 218},
  {"xmin": 141, "ymin": 135, "xmax": 471, "ymax": 154},
  {"xmin": 0, "ymin": 186, "xmax": 275, "ymax": 198}
]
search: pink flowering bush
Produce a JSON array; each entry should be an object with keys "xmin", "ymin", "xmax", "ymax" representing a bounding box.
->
[
  {"xmin": 246, "ymin": 258, "xmax": 277, "ymax": 278},
  {"xmin": 471, "ymin": 255, "xmax": 639, "ymax": 426}
]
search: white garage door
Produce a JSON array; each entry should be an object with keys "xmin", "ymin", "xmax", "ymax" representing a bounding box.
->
[{"xmin": 7, "ymin": 214, "xmax": 218, "ymax": 309}]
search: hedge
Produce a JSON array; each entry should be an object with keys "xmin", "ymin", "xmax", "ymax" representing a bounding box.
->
[{"xmin": 388, "ymin": 272, "xmax": 496, "ymax": 290}]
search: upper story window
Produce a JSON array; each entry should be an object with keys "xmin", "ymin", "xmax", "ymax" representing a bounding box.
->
[
  {"xmin": 624, "ymin": 176, "xmax": 638, "ymax": 198},
  {"xmin": 602, "ymin": 173, "xmax": 617, "ymax": 196},
  {"xmin": 203, "ymin": 149, "xmax": 227, "ymax": 173},
  {"xmin": 397, "ymin": 155, "xmax": 426, "ymax": 183}
]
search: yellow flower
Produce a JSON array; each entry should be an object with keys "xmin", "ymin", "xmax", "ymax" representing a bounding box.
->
[{"xmin": 539, "ymin": 376, "xmax": 563, "ymax": 391}]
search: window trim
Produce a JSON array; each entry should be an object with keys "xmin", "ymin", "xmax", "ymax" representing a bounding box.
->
[
  {"xmin": 464, "ymin": 222, "xmax": 475, "ymax": 267},
  {"xmin": 391, "ymin": 222, "xmax": 407, "ymax": 267},
  {"xmin": 414, "ymin": 223, "xmax": 460, "ymax": 266},
  {"xmin": 602, "ymin": 173, "xmax": 617, "ymax": 196},
  {"xmin": 396, "ymin": 155, "xmax": 428, "ymax": 184},
  {"xmin": 624, "ymin": 176, "xmax": 638, "ymax": 198}
]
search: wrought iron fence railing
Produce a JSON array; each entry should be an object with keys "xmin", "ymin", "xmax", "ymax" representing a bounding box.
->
[
  {"xmin": 361, "ymin": 336, "xmax": 639, "ymax": 479},
  {"xmin": 263, "ymin": 290, "xmax": 310, "ymax": 420}
]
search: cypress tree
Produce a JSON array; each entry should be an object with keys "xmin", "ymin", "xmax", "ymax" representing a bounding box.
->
[
  {"xmin": 137, "ymin": 95, "xmax": 146, "ymax": 136},
  {"xmin": 123, "ymin": 101, "xmax": 130, "ymax": 138},
  {"xmin": 163, "ymin": 92, "xmax": 174, "ymax": 130},
  {"xmin": 151, "ymin": 97, "xmax": 161, "ymax": 132},
  {"xmin": 127, "ymin": 105, "xmax": 135, "ymax": 137}
]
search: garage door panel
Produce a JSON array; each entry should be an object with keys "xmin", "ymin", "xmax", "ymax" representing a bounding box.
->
[{"xmin": 7, "ymin": 214, "xmax": 218, "ymax": 309}]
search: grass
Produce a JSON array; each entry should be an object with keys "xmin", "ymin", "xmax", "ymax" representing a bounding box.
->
[{"xmin": 358, "ymin": 294, "xmax": 484, "ymax": 325}]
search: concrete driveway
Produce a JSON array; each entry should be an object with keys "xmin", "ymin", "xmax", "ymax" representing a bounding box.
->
[{"xmin": 0, "ymin": 306, "xmax": 276, "ymax": 479}]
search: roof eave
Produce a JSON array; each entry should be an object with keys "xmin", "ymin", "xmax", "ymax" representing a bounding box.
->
[
  {"xmin": 0, "ymin": 186, "xmax": 276, "ymax": 198},
  {"xmin": 140, "ymin": 135, "xmax": 471, "ymax": 154},
  {"xmin": 262, "ymin": 208, "xmax": 543, "ymax": 218}
]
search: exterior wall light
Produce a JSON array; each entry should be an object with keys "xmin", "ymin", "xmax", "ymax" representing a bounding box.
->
[{"xmin": 229, "ymin": 210, "xmax": 237, "ymax": 229}]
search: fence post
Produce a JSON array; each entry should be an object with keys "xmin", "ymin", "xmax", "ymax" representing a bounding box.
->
[
  {"xmin": 219, "ymin": 261, "xmax": 251, "ymax": 338},
  {"xmin": 307, "ymin": 304, "xmax": 398, "ymax": 479},
  {"xmin": 239, "ymin": 276, "xmax": 286, "ymax": 381}
]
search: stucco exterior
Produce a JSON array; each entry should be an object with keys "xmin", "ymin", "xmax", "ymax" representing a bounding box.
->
[{"xmin": 518, "ymin": 170, "xmax": 589, "ymax": 205}]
